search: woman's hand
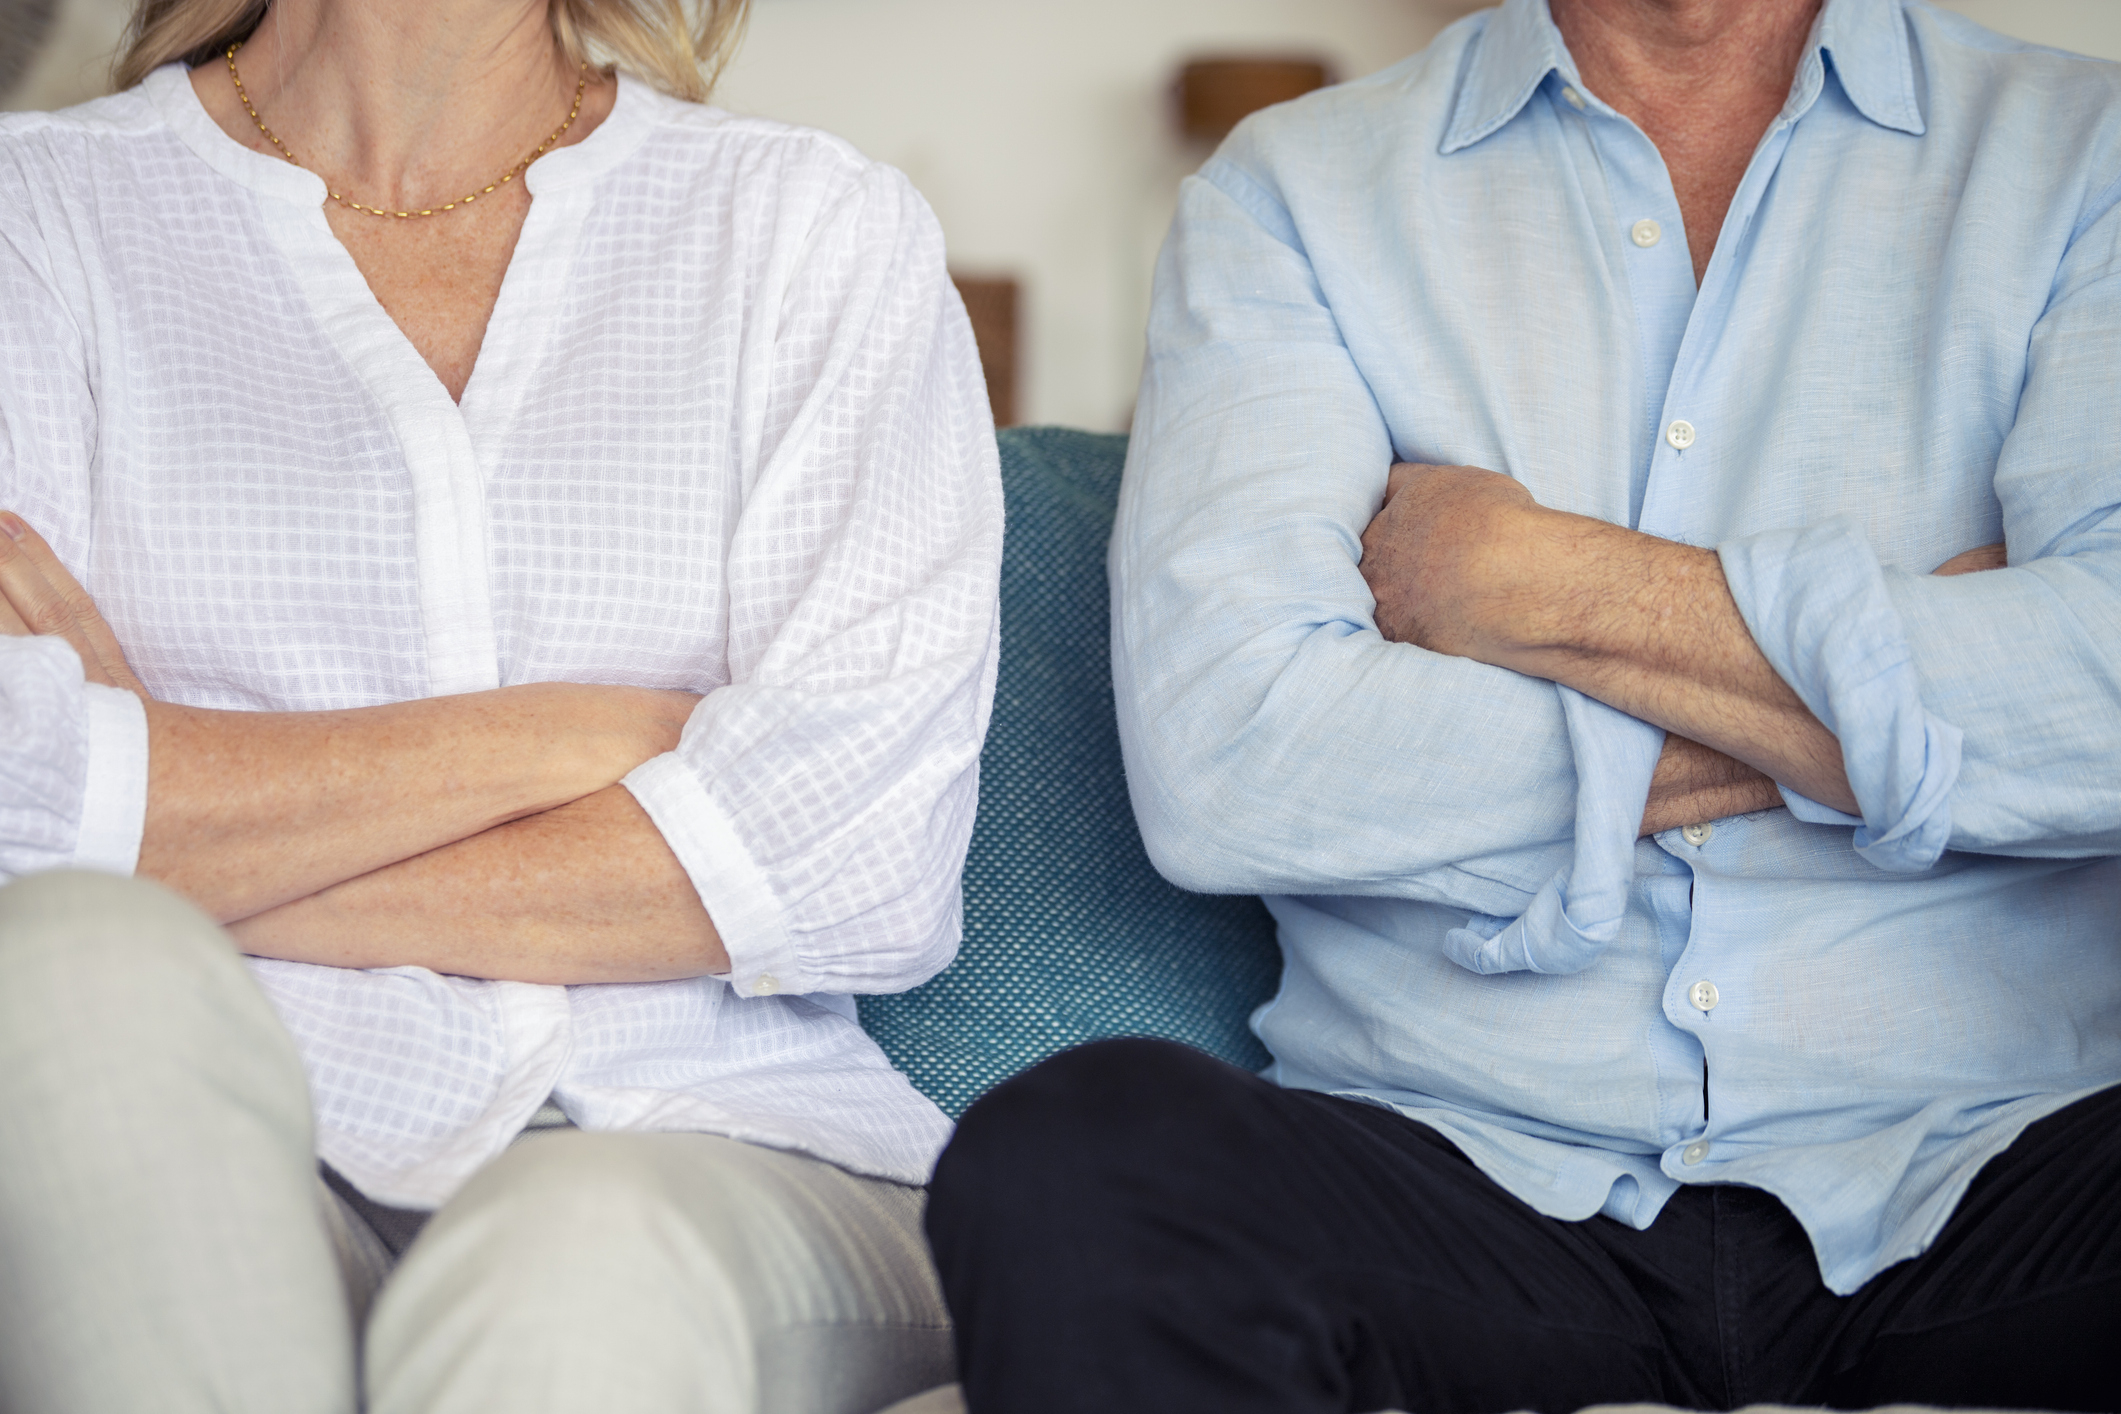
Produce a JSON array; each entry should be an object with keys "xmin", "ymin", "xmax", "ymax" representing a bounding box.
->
[
  {"xmin": 0, "ymin": 510, "xmax": 704, "ymax": 919},
  {"xmin": 0, "ymin": 511, "xmax": 146, "ymax": 695}
]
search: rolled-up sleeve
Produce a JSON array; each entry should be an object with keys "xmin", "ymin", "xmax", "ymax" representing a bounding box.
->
[
  {"xmin": 1720, "ymin": 190, "xmax": 2121, "ymax": 865},
  {"xmin": 0, "ymin": 637, "xmax": 148, "ymax": 880},
  {"xmin": 1, "ymin": 162, "xmax": 145, "ymax": 882},
  {"xmin": 1112, "ymin": 156, "xmax": 1583, "ymax": 918},
  {"xmin": 624, "ymin": 161, "xmax": 1003, "ymax": 999}
]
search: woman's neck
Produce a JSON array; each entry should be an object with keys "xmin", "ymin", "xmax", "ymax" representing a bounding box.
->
[{"xmin": 189, "ymin": 0, "xmax": 603, "ymax": 213}]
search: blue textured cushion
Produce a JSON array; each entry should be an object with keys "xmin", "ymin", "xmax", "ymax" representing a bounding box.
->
[{"xmin": 858, "ymin": 426, "xmax": 1281, "ymax": 1117}]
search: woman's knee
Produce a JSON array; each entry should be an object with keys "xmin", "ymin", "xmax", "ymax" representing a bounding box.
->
[
  {"xmin": 369, "ymin": 1134, "xmax": 942, "ymax": 1413},
  {"xmin": 394, "ymin": 1131, "xmax": 913, "ymax": 1297},
  {"xmin": 379, "ymin": 1132, "xmax": 771, "ymax": 1326},
  {"xmin": 0, "ymin": 870, "xmax": 283, "ymax": 1077}
]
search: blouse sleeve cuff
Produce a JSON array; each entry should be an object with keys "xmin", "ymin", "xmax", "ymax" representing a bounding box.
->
[
  {"xmin": 622, "ymin": 752, "xmax": 806, "ymax": 999},
  {"xmin": 1719, "ymin": 520, "xmax": 1962, "ymax": 873},
  {"xmin": 73, "ymin": 683, "xmax": 148, "ymax": 876}
]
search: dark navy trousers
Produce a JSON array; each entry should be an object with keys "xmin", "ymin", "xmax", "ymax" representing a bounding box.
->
[{"xmin": 927, "ymin": 1038, "xmax": 2121, "ymax": 1414}]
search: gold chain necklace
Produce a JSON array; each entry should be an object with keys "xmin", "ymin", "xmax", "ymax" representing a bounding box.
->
[{"xmin": 225, "ymin": 42, "xmax": 587, "ymax": 219}]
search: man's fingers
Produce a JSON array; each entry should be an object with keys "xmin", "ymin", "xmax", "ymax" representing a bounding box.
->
[{"xmin": 1933, "ymin": 542, "xmax": 2007, "ymax": 576}]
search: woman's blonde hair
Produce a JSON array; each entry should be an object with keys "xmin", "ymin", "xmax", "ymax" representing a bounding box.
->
[{"xmin": 112, "ymin": 0, "xmax": 750, "ymax": 103}]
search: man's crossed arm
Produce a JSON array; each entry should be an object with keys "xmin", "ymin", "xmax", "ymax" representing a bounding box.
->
[
  {"xmin": 0, "ymin": 510, "xmax": 727, "ymax": 982},
  {"xmin": 1358, "ymin": 463, "xmax": 2003, "ymax": 837}
]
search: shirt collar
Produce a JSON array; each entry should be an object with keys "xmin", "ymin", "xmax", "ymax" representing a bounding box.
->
[{"xmin": 1440, "ymin": 0, "xmax": 1922, "ymax": 156}]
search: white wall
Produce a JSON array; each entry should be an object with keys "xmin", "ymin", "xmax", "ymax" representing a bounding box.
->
[
  {"xmin": 1932, "ymin": 0, "xmax": 2121, "ymax": 60},
  {"xmin": 718, "ymin": 0, "xmax": 2121, "ymax": 429},
  {"xmin": 10, "ymin": 0, "xmax": 2121, "ymax": 426},
  {"xmin": 716, "ymin": 0, "xmax": 1475, "ymax": 428},
  {"xmin": 2, "ymin": 0, "xmax": 132, "ymax": 113}
]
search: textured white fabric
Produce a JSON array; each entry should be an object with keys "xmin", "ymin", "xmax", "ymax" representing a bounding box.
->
[
  {"xmin": 76, "ymin": 682, "xmax": 148, "ymax": 874},
  {"xmin": 0, "ymin": 66, "xmax": 1001, "ymax": 1203}
]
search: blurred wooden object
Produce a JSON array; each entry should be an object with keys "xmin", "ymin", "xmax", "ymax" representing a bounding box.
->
[
  {"xmin": 951, "ymin": 273, "xmax": 1021, "ymax": 427},
  {"xmin": 0, "ymin": 0, "xmax": 59, "ymax": 102},
  {"xmin": 1174, "ymin": 57, "xmax": 1335, "ymax": 144}
]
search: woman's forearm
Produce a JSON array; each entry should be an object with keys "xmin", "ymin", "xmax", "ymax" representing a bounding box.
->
[
  {"xmin": 140, "ymin": 683, "xmax": 697, "ymax": 923},
  {"xmin": 228, "ymin": 784, "xmax": 728, "ymax": 984}
]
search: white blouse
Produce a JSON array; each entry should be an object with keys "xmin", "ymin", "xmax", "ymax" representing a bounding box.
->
[{"xmin": 0, "ymin": 66, "xmax": 1001, "ymax": 1204}]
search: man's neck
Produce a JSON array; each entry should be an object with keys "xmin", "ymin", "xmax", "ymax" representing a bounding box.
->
[{"xmin": 1549, "ymin": 0, "xmax": 1822, "ymax": 283}]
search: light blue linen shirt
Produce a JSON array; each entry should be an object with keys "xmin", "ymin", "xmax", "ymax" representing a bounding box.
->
[{"xmin": 1111, "ymin": 0, "xmax": 2121, "ymax": 1295}]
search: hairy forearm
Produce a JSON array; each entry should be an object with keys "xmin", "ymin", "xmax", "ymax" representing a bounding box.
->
[
  {"xmin": 1361, "ymin": 467, "xmax": 2008, "ymax": 834},
  {"xmin": 1361, "ymin": 463, "xmax": 1857, "ymax": 815},
  {"xmin": 1494, "ymin": 512, "xmax": 1857, "ymax": 812},
  {"xmin": 228, "ymin": 783, "xmax": 727, "ymax": 984},
  {"xmin": 1640, "ymin": 732, "xmax": 1782, "ymax": 837},
  {"xmin": 140, "ymin": 683, "xmax": 696, "ymax": 923}
]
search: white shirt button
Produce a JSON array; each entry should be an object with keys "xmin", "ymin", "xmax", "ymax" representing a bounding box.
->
[
  {"xmin": 1680, "ymin": 821, "xmax": 1713, "ymax": 847},
  {"xmin": 1630, "ymin": 218, "xmax": 1662, "ymax": 248},
  {"xmin": 752, "ymin": 973, "xmax": 781, "ymax": 996},
  {"xmin": 1682, "ymin": 1141, "xmax": 1710, "ymax": 1166},
  {"xmin": 1666, "ymin": 419, "xmax": 1697, "ymax": 451},
  {"xmin": 1689, "ymin": 979, "xmax": 1721, "ymax": 1012},
  {"xmin": 1562, "ymin": 86, "xmax": 1585, "ymax": 109}
]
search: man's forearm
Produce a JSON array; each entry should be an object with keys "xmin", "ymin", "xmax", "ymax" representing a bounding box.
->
[
  {"xmin": 1490, "ymin": 514, "xmax": 1858, "ymax": 813},
  {"xmin": 228, "ymin": 784, "xmax": 728, "ymax": 984},
  {"xmin": 1360, "ymin": 463, "xmax": 1858, "ymax": 814},
  {"xmin": 141, "ymin": 684, "xmax": 697, "ymax": 924},
  {"xmin": 1640, "ymin": 732, "xmax": 1783, "ymax": 837}
]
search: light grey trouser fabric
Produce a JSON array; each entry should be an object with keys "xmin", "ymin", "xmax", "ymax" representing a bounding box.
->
[{"xmin": 0, "ymin": 871, "xmax": 954, "ymax": 1414}]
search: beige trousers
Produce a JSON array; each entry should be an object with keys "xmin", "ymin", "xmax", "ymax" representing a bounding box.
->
[{"xmin": 0, "ymin": 871, "xmax": 953, "ymax": 1414}]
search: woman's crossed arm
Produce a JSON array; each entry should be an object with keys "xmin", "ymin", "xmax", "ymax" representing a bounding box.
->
[{"xmin": 1, "ymin": 510, "xmax": 719, "ymax": 978}]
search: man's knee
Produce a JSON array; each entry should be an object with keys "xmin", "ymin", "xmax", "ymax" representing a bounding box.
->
[{"xmin": 930, "ymin": 1038, "xmax": 1265, "ymax": 1246}]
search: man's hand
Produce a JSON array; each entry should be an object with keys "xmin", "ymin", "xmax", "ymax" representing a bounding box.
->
[
  {"xmin": 1358, "ymin": 463, "xmax": 1544, "ymax": 658},
  {"xmin": 1935, "ymin": 543, "xmax": 2006, "ymax": 576},
  {"xmin": 0, "ymin": 511, "xmax": 146, "ymax": 695},
  {"xmin": 1640, "ymin": 733, "xmax": 1781, "ymax": 837}
]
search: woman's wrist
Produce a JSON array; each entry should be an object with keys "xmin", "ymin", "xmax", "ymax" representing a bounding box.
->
[{"xmin": 502, "ymin": 682, "xmax": 699, "ymax": 808}]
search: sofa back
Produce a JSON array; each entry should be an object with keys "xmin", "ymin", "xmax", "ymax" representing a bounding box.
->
[{"xmin": 858, "ymin": 427, "xmax": 1282, "ymax": 1116}]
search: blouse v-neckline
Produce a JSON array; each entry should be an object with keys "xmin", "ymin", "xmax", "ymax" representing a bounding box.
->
[
  {"xmin": 143, "ymin": 62, "xmax": 654, "ymax": 424},
  {"xmin": 143, "ymin": 62, "xmax": 660, "ymax": 697}
]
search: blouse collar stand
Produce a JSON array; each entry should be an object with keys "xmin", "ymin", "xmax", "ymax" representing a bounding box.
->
[{"xmin": 145, "ymin": 60, "xmax": 655, "ymax": 210}]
